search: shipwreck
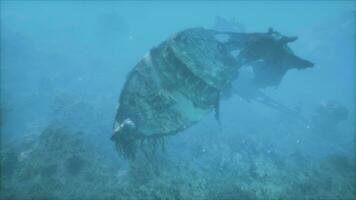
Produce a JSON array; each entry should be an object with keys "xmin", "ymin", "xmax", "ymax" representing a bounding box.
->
[{"xmin": 111, "ymin": 27, "xmax": 314, "ymax": 159}]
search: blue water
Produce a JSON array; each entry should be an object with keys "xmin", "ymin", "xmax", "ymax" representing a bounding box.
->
[{"xmin": 1, "ymin": 1, "xmax": 355, "ymax": 200}]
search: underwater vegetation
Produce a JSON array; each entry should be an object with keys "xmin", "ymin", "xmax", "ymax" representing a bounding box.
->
[{"xmin": 1, "ymin": 121, "xmax": 355, "ymax": 200}]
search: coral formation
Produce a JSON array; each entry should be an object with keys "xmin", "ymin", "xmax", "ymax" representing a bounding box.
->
[{"xmin": 1, "ymin": 124, "xmax": 355, "ymax": 200}]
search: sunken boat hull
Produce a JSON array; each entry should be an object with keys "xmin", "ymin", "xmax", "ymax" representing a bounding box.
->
[
  {"xmin": 112, "ymin": 27, "xmax": 313, "ymax": 158},
  {"xmin": 113, "ymin": 28, "xmax": 240, "ymax": 158}
]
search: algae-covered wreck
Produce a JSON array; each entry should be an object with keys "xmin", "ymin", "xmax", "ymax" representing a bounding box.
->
[{"xmin": 111, "ymin": 27, "xmax": 313, "ymax": 158}]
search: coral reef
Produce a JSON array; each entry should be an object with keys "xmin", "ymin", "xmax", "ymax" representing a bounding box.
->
[{"xmin": 1, "ymin": 124, "xmax": 355, "ymax": 200}]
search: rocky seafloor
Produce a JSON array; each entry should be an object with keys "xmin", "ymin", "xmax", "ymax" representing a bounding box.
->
[{"xmin": 1, "ymin": 122, "xmax": 355, "ymax": 200}]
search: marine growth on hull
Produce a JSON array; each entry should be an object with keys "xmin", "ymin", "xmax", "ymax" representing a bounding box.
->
[{"xmin": 111, "ymin": 27, "xmax": 314, "ymax": 159}]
